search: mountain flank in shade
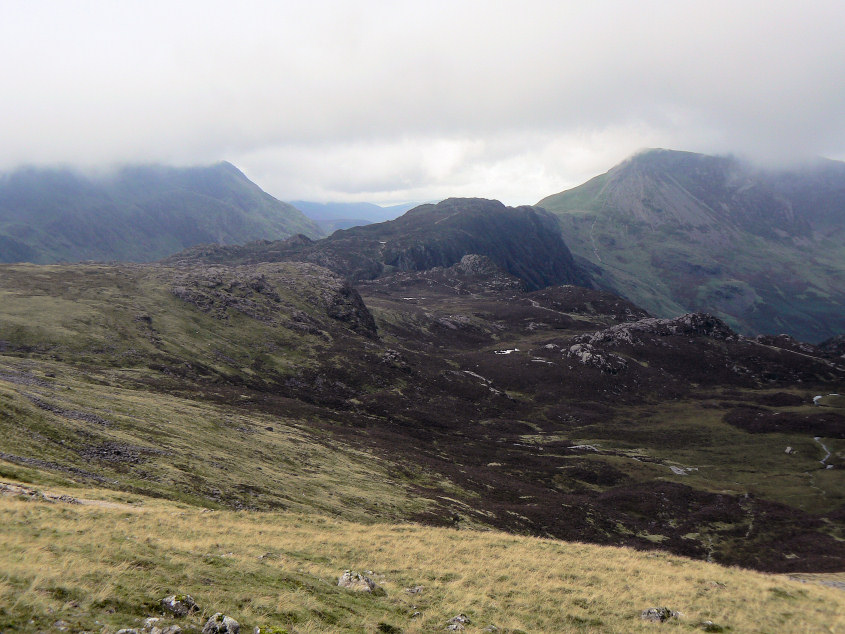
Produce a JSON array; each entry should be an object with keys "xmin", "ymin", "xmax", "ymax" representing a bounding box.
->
[
  {"xmin": 539, "ymin": 149, "xmax": 845, "ymax": 342},
  {"xmin": 167, "ymin": 197, "xmax": 591, "ymax": 291}
]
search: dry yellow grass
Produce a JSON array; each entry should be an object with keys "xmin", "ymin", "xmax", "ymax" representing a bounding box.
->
[{"xmin": 1, "ymin": 481, "xmax": 842, "ymax": 633}]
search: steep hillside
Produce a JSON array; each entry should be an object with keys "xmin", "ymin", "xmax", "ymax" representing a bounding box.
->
[
  {"xmin": 539, "ymin": 149, "xmax": 845, "ymax": 342},
  {"xmin": 0, "ymin": 162, "xmax": 322, "ymax": 263},
  {"xmin": 168, "ymin": 198, "xmax": 591, "ymax": 291},
  {"xmin": 1, "ymin": 260, "xmax": 842, "ymax": 574}
]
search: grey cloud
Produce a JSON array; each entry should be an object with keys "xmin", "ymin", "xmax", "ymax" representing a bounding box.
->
[{"xmin": 1, "ymin": 1, "xmax": 844, "ymax": 202}]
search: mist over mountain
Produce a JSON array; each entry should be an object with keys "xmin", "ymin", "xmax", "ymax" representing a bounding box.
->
[
  {"xmin": 290, "ymin": 200, "xmax": 424, "ymax": 233},
  {"xmin": 0, "ymin": 162, "xmax": 322, "ymax": 264},
  {"xmin": 540, "ymin": 149, "xmax": 845, "ymax": 342}
]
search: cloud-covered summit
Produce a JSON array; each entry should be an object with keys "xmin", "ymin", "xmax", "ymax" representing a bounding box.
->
[{"xmin": 2, "ymin": 1, "xmax": 844, "ymax": 204}]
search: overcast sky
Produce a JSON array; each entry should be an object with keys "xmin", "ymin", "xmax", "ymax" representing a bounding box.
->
[{"xmin": 2, "ymin": 1, "xmax": 844, "ymax": 206}]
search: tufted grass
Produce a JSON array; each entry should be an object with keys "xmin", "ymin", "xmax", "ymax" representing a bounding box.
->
[{"xmin": 0, "ymin": 482, "xmax": 843, "ymax": 633}]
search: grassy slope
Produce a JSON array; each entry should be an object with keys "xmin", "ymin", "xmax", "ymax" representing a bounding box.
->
[
  {"xmin": 0, "ymin": 355, "xmax": 434, "ymax": 518},
  {"xmin": 1, "ymin": 480, "xmax": 843, "ymax": 634},
  {"xmin": 540, "ymin": 169, "xmax": 845, "ymax": 343},
  {"xmin": 0, "ymin": 262, "xmax": 452, "ymax": 519}
]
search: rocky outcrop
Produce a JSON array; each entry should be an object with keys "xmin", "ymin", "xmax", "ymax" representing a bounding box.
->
[
  {"xmin": 160, "ymin": 594, "xmax": 199, "ymax": 617},
  {"xmin": 322, "ymin": 279, "xmax": 378, "ymax": 336},
  {"xmin": 449, "ymin": 254, "xmax": 525, "ymax": 291},
  {"xmin": 164, "ymin": 198, "xmax": 591, "ymax": 292},
  {"xmin": 361, "ymin": 254, "xmax": 525, "ymax": 297},
  {"xmin": 576, "ymin": 313, "xmax": 737, "ymax": 347},
  {"xmin": 565, "ymin": 343, "xmax": 628, "ymax": 373},
  {"xmin": 337, "ymin": 570, "xmax": 383, "ymax": 594},
  {"xmin": 445, "ymin": 614, "xmax": 471, "ymax": 630},
  {"xmin": 202, "ymin": 613, "xmax": 240, "ymax": 634},
  {"xmin": 170, "ymin": 262, "xmax": 376, "ymax": 337},
  {"xmin": 641, "ymin": 607, "xmax": 680, "ymax": 622}
]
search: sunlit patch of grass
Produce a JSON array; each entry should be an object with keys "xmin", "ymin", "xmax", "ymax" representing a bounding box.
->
[{"xmin": 0, "ymin": 487, "xmax": 842, "ymax": 633}]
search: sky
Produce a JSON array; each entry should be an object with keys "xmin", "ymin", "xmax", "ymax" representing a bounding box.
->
[{"xmin": 2, "ymin": 0, "xmax": 845, "ymax": 206}]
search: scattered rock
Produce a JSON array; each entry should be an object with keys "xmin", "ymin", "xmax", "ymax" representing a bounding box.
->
[
  {"xmin": 253, "ymin": 627, "xmax": 288, "ymax": 634},
  {"xmin": 700, "ymin": 621, "xmax": 725, "ymax": 632},
  {"xmin": 565, "ymin": 343, "xmax": 628, "ymax": 373},
  {"xmin": 337, "ymin": 570, "xmax": 383, "ymax": 594},
  {"xmin": 160, "ymin": 594, "xmax": 199, "ymax": 617},
  {"xmin": 405, "ymin": 585, "xmax": 424, "ymax": 594},
  {"xmin": 381, "ymin": 349, "xmax": 409, "ymax": 370},
  {"xmin": 578, "ymin": 313, "xmax": 736, "ymax": 347},
  {"xmin": 641, "ymin": 607, "xmax": 680, "ymax": 623},
  {"xmin": 116, "ymin": 630, "xmax": 140, "ymax": 634},
  {"xmin": 53, "ymin": 621, "xmax": 70, "ymax": 631},
  {"xmin": 202, "ymin": 613, "xmax": 240, "ymax": 634},
  {"xmin": 446, "ymin": 614, "xmax": 471, "ymax": 630}
]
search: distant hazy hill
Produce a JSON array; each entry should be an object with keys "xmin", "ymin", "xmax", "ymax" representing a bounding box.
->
[
  {"xmin": 0, "ymin": 162, "xmax": 322, "ymax": 263},
  {"xmin": 169, "ymin": 197, "xmax": 591, "ymax": 291},
  {"xmin": 539, "ymin": 149, "xmax": 845, "ymax": 342},
  {"xmin": 290, "ymin": 200, "xmax": 424, "ymax": 233}
]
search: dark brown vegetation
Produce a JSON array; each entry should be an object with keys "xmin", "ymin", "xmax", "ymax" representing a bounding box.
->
[{"xmin": 1, "ymin": 248, "xmax": 842, "ymax": 574}]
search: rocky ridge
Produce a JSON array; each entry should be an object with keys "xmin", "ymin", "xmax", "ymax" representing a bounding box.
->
[{"xmin": 164, "ymin": 198, "xmax": 591, "ymax": 292}]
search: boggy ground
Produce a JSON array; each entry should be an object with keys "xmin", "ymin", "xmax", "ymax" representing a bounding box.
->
[{"xmin": 0, "ymin": 260, "xmax": 843, "ymax": 574}]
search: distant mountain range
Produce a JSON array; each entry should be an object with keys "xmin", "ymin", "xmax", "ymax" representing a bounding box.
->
[
  {"xmin": 290, "ymin": 200, "xmax": 426, "ymax": 233},
  {"xmin": 1, "ymin": 151, "xmax": 843, "ymax": 341},
  {"xmin": 0, "ymin": 162, "xmax": 321, "ymax": 263},
  {"xmin": 540, "ymin": 149, "xmax": 845, "ymax": 343}
]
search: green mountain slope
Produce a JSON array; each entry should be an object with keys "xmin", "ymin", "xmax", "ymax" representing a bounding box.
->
[
  {"xmin": 538, "ymin": 149, "xmax": 845, "ymax": 342},
  {"xmin": 0, "ymin": 162, "xmax": 322, "ymax": 263}
]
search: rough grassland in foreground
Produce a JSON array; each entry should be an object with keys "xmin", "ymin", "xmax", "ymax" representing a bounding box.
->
[{"xmin": 0, "ymin": 482, "xmax": 842, "ymax": 633}]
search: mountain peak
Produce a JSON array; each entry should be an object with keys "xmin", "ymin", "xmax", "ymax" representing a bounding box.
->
[
  {"xmin": 0, "ymin": 162, "xmax": 322, "ymax": 264},
  {"xmin": 539, "ymin": 149, "xmax": 845, "ymax": 342}
]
